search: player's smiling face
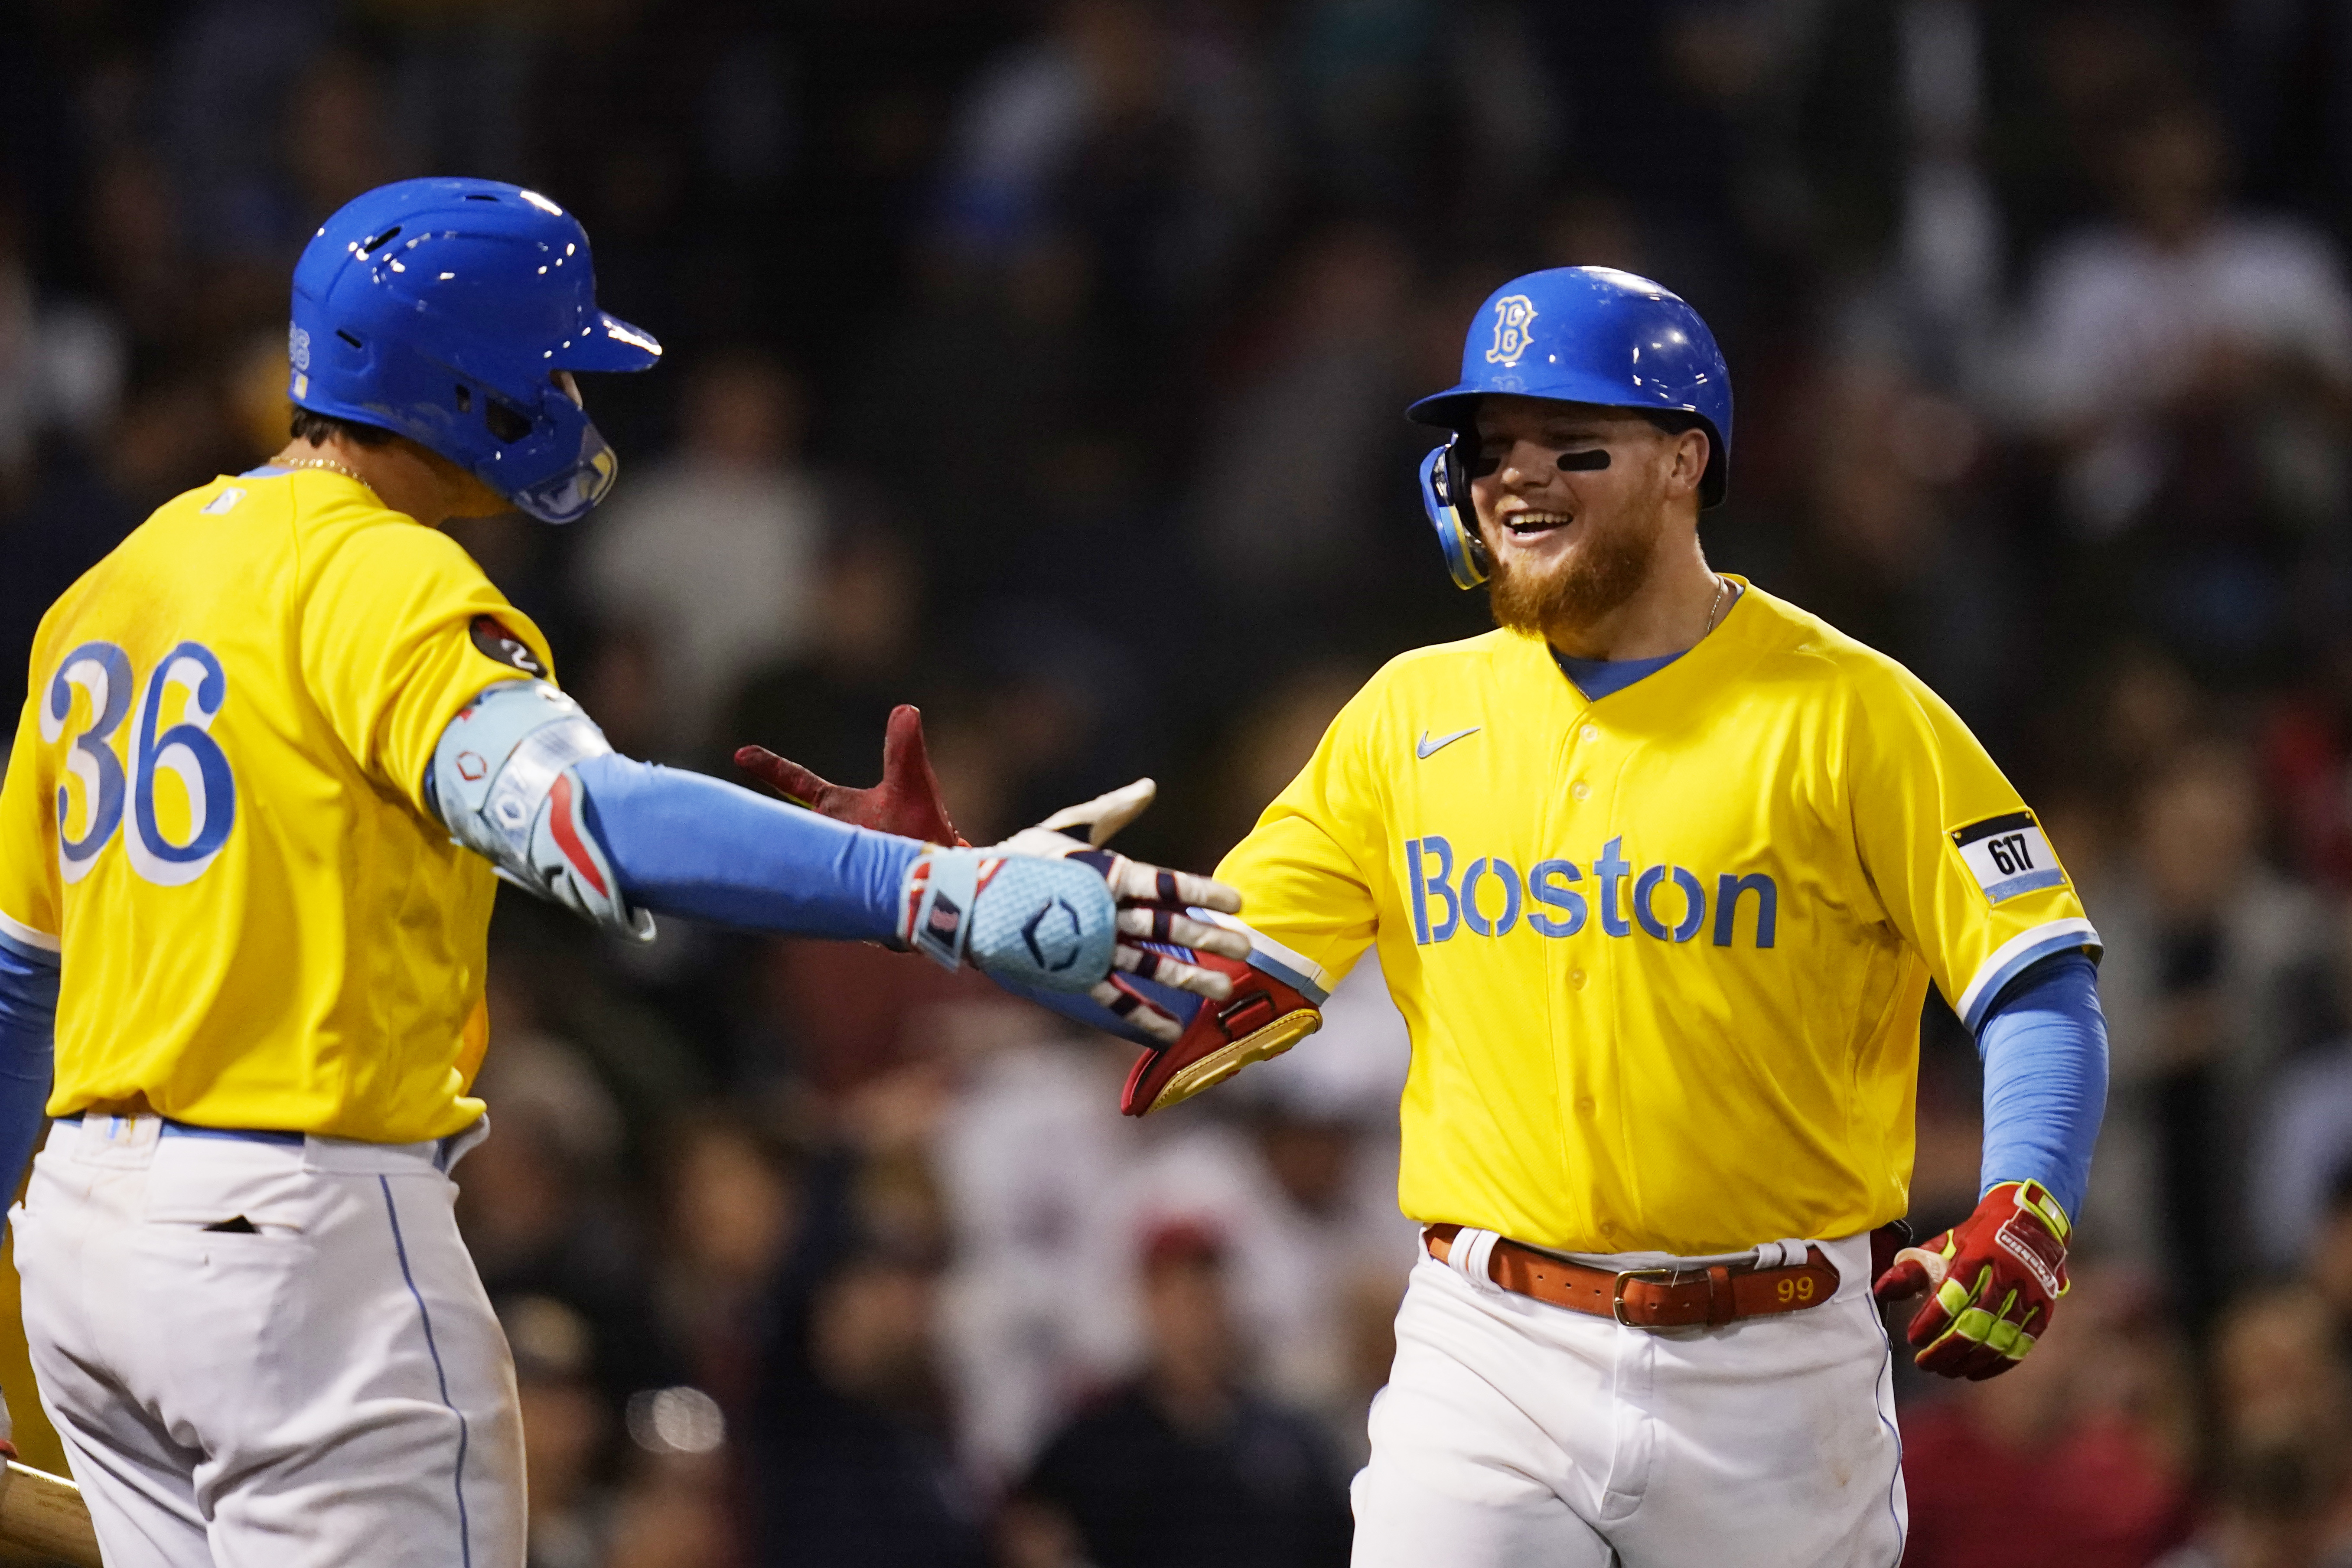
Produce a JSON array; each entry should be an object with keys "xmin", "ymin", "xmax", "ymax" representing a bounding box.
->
[{"xmin": 1467, "ymin": 396, "xmax": 1708, "ymax": 636}]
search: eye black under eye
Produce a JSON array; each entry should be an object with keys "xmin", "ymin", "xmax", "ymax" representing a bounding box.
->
[{"xmin": 1463, "ymin": 445, "xmax": 1611, "ymax": 478}]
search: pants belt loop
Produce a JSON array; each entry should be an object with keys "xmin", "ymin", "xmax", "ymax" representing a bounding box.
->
[
  {"xmin": 437, "ymin": 1113, "xmax": 492, "ymax": 1174},
  {"xmin": 1446, "ymin": 1226, "xmax": 1505, "ymax": 1292}
]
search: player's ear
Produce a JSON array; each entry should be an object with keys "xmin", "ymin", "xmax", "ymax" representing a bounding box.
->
[{"xmin": 1667, "ymin": 427, "xmax": 1710, "ymax": 499}]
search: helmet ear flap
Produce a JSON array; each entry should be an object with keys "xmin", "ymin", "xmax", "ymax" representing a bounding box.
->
[{"xmin": 1419, "ymin": 434, "xmax": 1489, "ymax": 590}]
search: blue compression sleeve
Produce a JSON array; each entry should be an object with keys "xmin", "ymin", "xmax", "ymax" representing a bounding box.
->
[
  {"xmin": 1975, "ymin": 949, "xmax": 2106, "ymax": 1221},
  {"xmin": 571, "ymin": 753, "xmax": 921, "ymax": 940},
  {"xmin": 0, "ymin": 942, "xmax": 58, "ymax": 1202}
]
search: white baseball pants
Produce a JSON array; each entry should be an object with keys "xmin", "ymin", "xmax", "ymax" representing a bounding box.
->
[
  {"xmin": 11, "ymin": 1114, "xmax": 524, "ymax": 1568},
  {"xmin": 1351, "ymin": 1230, "xmax": 1907, "ymax": 1568}
]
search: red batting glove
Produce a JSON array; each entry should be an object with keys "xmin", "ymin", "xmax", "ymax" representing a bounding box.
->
[
  {"xmin": 735, "ymin": 704, "xmax": 968, "ymax": 846},
  {"xmin": 1873, "ymin": 1180, "xmax": 2072, "ymax": 1381},
  {"xmin": 1118, "ymin": 916, "xmax": 1324, "ymax": 1115}
]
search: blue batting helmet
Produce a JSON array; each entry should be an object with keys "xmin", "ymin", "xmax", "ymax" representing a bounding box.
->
[
  {"xmin": 288, "ymin": 177, "xmax": 661, "ymax": 524},
  {"xmin": 1407, "ymin": 267, "xmax": 1732, "ymax": 588}
]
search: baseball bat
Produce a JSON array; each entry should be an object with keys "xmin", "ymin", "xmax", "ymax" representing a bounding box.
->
[
  {"xmin": 1890, "ymin": 1247, "xmax": 1950, "ymax": 1291},
  {"xmin": 0, "ymin": 1461, "xmax": 100, "ymax": 1567}
]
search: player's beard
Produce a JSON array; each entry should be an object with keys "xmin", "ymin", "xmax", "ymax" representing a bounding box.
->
[{"xmin": 1483, "ymin": 513, "xmax": 1658, "ymax": 639}]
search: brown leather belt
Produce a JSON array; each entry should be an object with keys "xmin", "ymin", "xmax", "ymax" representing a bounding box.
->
[{"xmin": 1424, "ymin": 1223, "xmax": 1841, "ymax": 1329}]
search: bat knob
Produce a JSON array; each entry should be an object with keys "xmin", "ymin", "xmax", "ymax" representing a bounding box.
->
[{"xmin": 1891, "ymin": 1246, "xmax": 1949, "ymax": 1289}]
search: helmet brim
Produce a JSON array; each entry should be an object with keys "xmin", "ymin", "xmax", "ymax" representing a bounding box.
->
[
  {"xmin": 548, "ymin": 310, "xmax": 663, "ymax": 373},
  {"xmin": 1406, "ymin": 378, "xmax": 1730, "ymax": 509},
  {"xmin": 1404, "ymin": 388, "xmax": 1479, "ymax": 429},
  {"xmin": 1406, "ymin": 367, "xmax": 1717, "ymax": 430}
]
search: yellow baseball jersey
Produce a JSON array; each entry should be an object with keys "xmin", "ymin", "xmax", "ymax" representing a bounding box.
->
[
  {"xmin": 0, "ymin": 468, "xmax": 555, "ymax": 1141},
  {"xmin": 1218, "ymin": 580, "xmax": 2098, "ymax": 1255}
]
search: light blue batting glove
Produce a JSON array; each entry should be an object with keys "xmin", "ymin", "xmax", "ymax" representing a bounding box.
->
[
  {"xmin": 896, "ymin": 780, "xmax": 1248, "ymax": 1012},
  {"xmin": 898, "ymin": 848, "xmax": 1120, "ymax": 993},
  {"xmin": 996, "ymin": 779, "xmax": 1248, "ymax": 1031}
]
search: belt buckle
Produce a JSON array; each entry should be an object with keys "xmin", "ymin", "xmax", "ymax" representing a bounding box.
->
[{"xmin": 1610, "ymin": 1266, "xmax": 1685, "ymax": 1327}]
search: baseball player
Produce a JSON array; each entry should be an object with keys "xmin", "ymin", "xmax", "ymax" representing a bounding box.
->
[
  {"xmin": 0, "ymin": 176, "xmax": 1244, "ymax": 1568},
  {"xmin": 740, "ymin": 267, "xmax": 2110, "ymax": 1564}
]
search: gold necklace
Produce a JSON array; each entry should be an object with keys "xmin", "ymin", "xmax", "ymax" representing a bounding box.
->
[
  {"xmin": 281, "ymin": 456, "xmax": 378, "ymax": 496},
  {"xmin": 1702, "ymin": 574, "xmax": 1729, "ymax": 636}
]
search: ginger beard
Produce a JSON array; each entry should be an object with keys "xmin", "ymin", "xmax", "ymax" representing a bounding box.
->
[
  {"xmin": 1478, "ymin": 448, "xmax": 1672, "ymax": 637},
  {"xmin": 1482, "ymin": 505, "xmax": 1661, "ymax": 635}
]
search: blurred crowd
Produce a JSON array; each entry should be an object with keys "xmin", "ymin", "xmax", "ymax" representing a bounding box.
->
[{"xmin": 9, "ymin": 0, "xmax": 2352, "ymax": 1563}]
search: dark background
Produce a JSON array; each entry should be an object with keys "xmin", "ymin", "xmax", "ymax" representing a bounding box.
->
[{"xmin": 7, "ymin": 2, "xmax": 2352, "ymax": 1564}]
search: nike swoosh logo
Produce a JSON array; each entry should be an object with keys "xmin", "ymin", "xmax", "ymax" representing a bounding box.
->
[{"xmin": 1416, "ymin": 727, "xmax": 1480, "ymax": 760}]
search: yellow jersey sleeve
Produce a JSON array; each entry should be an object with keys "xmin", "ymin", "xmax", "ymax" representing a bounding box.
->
[
  {"xmin": 1214, "ymin": 681, "xmax": 1387, "ymax": 987},
  {"xmin": 298, "ymin": 521, "xmax": 557, "ymax": 817},
  {"xmin": 0, "ymin": 688, "xmax": 63, "ymax": 952},
  {"xmin": 1846, "ymin": 661, "xmax": 2097, "ymax": 1032}
]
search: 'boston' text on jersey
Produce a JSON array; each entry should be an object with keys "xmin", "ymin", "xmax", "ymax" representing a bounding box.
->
[{"xmin": 1406, "ymin": 834, "xmax": 1777, "ymax": 947}]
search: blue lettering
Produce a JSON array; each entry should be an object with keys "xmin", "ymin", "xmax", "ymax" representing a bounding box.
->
[
  {"xmin": 1713, "ymin": 872, "xmax": 1778, "ymax": 948},
  {"xmin": 1594, "ymin": 837, "xmax": 1632, "ymax": 938},
  {"xmin": 1527, "ymin": 859, "xmax": 1586, "ymax": 937},
  {"xmin": 1462, "ymin": 857, "xmax": 1522, "ymax": 937},
  {"xmin": 1405, "ymin": 837, "xmax": 1777, "ymax": 949},
  {"xmin": 1672, "ymin": 867, "xmax": 1706, "ymax": 941},
  {"xmin": 1407, "ymin": 838, "xmax": 1426, "ymax": 943},
  {"xmin": 1414, "ymin": 836, "xmax": 1461, "ymax": 944},
  {"xmin": 1632, "ymin": 866, "xmax": 1704, "ymax": 941},
  {"xmin": 1633, "ymin": 867, "xmax": 1668, "ymax": 939}
]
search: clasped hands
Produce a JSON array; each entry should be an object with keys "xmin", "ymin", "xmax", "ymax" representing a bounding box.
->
[{"xmin": 737, "ymin": 706, "xmax": 1245, "ymax": 1040}]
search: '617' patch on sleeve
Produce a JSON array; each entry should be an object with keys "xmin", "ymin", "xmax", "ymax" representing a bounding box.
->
[{"xmin": 1951, "ymin": 812, "xmax": 2066, "ymax": 904}]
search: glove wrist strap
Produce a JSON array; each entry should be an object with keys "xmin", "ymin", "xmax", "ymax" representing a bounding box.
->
[
  {"xmin": 900, "ymin": 850, "xmax": 998, "ymax": 971},
  {"xmin": 1989, "ymin": 1178, "xmax": 2073, "ymax": 1244}
]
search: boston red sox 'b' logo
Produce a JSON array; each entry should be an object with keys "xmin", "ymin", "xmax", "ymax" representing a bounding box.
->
[{"xmin": 1485, "ymin": 295, "xmax": 1540, "ymax": 367}]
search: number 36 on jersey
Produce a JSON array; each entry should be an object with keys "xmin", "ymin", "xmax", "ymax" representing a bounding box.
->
[{"xmin": 39, "ymin": 639, "xmax": 238, "ymax": 887}]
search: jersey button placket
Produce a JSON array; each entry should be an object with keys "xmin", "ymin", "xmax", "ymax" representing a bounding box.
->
[{"xmin": 1547, "ymin": 701, "xmax": 1588, "ymax": 1218}]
